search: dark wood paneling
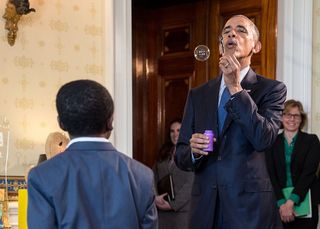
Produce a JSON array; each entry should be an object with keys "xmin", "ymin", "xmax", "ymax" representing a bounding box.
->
[
  {"xmin": 161, "ymin": 76, "xmax": 190, "ymax": 139},
  {"xmin": 133, "ymin": 0, "xmax": 198, "ymax": 9},
  {"xmin": 261, "ymin": 0, "xmax": 277, "ymax": 79},
  {"xmin": 133, "ymin": 2, "xmax": 205, "ymax": 167},
  {"xmin": 132, "ymin": 7, "xmax": 148, "ymax": 164},
  {"xmin": 219, "ymin": 0, "xmax": 261, "ymax": 13},
  {"xmin": 159, "ymin": 55, "xmax": 194, "ymax": 76},
  {"xmin": 162, "ymin": 25, "xmax": 191, "ymax": 54}
]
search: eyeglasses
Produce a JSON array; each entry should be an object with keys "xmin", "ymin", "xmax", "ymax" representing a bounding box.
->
[{"xmin": 283, "ymin": 113, "xmax": 301, "ymax": 119}]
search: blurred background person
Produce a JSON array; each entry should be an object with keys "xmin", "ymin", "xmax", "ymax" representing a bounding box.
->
[
  {"xmin": 153, "ymin": 119, "xmax": 194, "ymax": 229},
  {"xmin": 266, "ymin": 99, "xmax": 320, "ymax": 229}
]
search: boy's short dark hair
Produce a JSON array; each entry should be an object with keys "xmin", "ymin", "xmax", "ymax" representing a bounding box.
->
[{"xmin": 56, "ymin": 79, "xmax": 114, "ymax": 136}]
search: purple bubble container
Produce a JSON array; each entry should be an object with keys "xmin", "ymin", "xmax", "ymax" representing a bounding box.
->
[{"xmin": 203, "ymin": 130, "xmax": 214, "ymax": 152}]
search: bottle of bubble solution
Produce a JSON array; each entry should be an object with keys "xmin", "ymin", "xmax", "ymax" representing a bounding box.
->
[{"xmin": 203, "ymin": 130, "xmax": 214, "ymax": 152}]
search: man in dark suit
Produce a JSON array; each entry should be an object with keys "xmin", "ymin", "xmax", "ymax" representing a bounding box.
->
[
  {"xmin": 27, "ymin": 80, "xmax": 158, "ymax": 229},
  {"xmin": 175, "ymin": 15, "xmax": 287, "ymax": 229}
]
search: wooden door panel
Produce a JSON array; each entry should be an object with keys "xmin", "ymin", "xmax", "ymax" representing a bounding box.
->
[
  {"xmin": 161, "ymin": 76, "xmax": 190, "ymax": 138},
  {"xmin": 161, "ymin": 25, "xmax": 191, "ymax": 55}
]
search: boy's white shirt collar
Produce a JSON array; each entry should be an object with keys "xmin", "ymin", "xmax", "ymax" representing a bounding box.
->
[{"xmin": 66, "ymin": 137, "xmax": 109, "ymax": 148}]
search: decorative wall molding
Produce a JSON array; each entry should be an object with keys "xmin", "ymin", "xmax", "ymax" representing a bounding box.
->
[
  {"xmin": 105, "ymin": 0, "xmax": 132, "ymax": 157},
  {"xmin": 312, "ymin": 1, "xmax": 320, "ymax": 137},
  {"xmin": 277, "ymin": 0, "xmax": 313, "ymax": 131}
]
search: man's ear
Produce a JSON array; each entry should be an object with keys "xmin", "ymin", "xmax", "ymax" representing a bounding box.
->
[
  {"xmin": 252, "ymin": 41, "xmax": 261, "ymax": 54},
  {"xmin": 57, "ymin": 116, "xmax": 66, "ymax": 131}
]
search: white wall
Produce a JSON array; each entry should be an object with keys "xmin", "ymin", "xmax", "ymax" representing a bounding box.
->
[
  {"xmin": 0, "ymin": 0, "xmax": 132, "ymax": 175},
  {"xmin": 311, "ymin": 0, "xmax": 320, "ymax": 137},
  {"xmin": 111, "ymin": 0, "xmax": 133, "ymax": 157},
  {"xmin": 277, "ymin": 0, "xmax": 313, "ymax": 132}
]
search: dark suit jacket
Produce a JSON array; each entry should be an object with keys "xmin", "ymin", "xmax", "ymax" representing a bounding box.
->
[
  {"xmin": 266, "ymin": 131, "xmax": 320, "ymax": 207},
  {"xmin": 27, "ymin": 141, "xmax": 158, "ymax": 229},
  {"xmin": 175, "ymin": 69, "xmax": 286, "ymax": 229}
]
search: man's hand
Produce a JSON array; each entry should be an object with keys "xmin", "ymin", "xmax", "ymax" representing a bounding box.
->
[
  {"xmin": 190, "ymin": 133, "xmax": 216, "ymax": 157},
  {"xmin": 279, "ymin": 199, "xmax": 296, "ymax": 223},
  {"xmin": 219, "ymin": 47, "xmax": 242, "ymax": 95},
  {"xmin": 155, "ymin": 193, "xmax": 172, "ymax": 211}
]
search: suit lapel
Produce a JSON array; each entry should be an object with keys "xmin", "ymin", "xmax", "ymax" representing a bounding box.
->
[
  {"xmin": 277, "ymin": 133, "xmax": 286, "ymax": 181},
  {"xmin": 290, "ymin": 131, "xmax": 302, "ymax": 166},
  {"xmin": 240, "ymin": 68, "xmax": 258, "ymax": 92},
  {"xmin": 220, "ymin": 68, "xmax": 258, "ymax": 136},
  {"xmin": 205, "ymin": 77, "xmax": 221, "ymax": 136}
]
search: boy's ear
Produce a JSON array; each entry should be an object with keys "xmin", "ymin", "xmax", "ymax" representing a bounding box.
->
[
  {"xmin": 57, "ymin": 116, "xmax": 66, "ymax": 131},
  {"xmin": 106, "ymin": 116, "xmax": 113, "ymax": 132},
  {"xmin": 106, "ymin": 122, "xmax": 113, "ymax": 132}
]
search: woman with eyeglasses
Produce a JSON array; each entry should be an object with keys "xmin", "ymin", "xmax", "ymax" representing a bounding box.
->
[{"xmin": 266, "ymin": 99, "xmax": 320, "ymax": 229}]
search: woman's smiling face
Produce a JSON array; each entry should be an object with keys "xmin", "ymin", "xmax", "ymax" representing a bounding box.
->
[{"xmin": 282, "ymin": 106, "xmax": 302, "ymax": 133}]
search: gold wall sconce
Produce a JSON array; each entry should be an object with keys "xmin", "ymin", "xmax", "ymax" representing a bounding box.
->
[{"xmin": 2, "ymin": 0, "xmax": 35, "ymax": 46}]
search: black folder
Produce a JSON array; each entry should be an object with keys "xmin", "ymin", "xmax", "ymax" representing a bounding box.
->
[{"xmin": 157, "ymin": 174, "xmax": 175, "ymax": 201}]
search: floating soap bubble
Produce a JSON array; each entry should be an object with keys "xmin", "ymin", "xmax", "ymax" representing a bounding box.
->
[{"xmin": 194, "ymin": 45, "xmax": 210, "ymax": 61}]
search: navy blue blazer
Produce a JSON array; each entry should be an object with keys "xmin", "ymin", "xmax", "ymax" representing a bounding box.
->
[
  {"xmin": 175, "ymin": 69, "xmax": 287, "ymax": 229},
  {"xmin": 27, "ymin": 141, "xmax": 158, "ymax": 229}
]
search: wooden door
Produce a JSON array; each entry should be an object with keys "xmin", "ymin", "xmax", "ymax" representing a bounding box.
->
[{"xmin": 132, "ymin": 0, "xmax": 277, "ymax": 168}]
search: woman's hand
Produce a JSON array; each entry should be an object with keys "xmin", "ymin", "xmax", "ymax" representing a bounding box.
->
[
  {"xmin": 279, "ymin": 199, "xmax": 296, "ymax": 223},
  {"xmin": 155, "ymin": 193, "xmax": 172, "ymax": 211}
]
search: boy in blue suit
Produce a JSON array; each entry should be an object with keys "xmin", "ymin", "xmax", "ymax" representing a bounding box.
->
[{"xmin": 28, "ymin": 79, "xmax": 158, "ymax": 229}]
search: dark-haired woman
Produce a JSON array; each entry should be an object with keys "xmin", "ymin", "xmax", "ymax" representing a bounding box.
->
[
  {"xmin": 153, "ymin": 120, "xmax": 194, "ymax": 229},
  {"xmin": 266, "ymin": 99, "xmax": 320, "ymax": 229}
]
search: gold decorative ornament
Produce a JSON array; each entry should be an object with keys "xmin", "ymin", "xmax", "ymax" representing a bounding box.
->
[
  {"xmin": 0, "ymin": 117, "xmax": 11, "ymax": 228},
  {"xmin": 0, "ymin": 189, "xmax": 11, "ymax": 229},
  {"xmin": 2, "ymin": 0, "xmax": 35, "ymax": 46}
]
